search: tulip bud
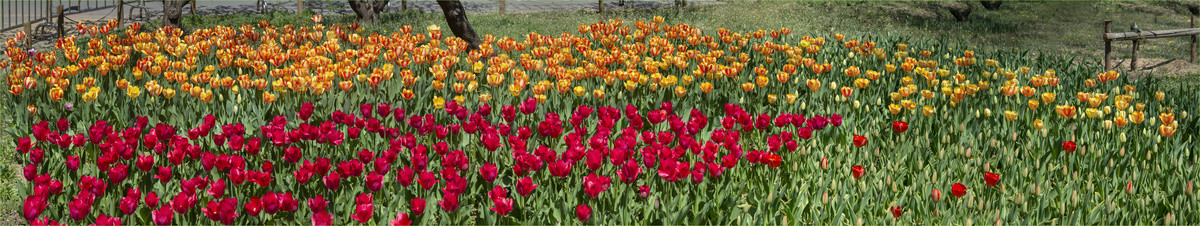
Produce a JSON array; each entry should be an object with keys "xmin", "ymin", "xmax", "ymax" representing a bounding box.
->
[
  {"xmin": 853, "ymin": 100, "xmax": 861, "ymax": 109},
  {"xmin": 966, "ymin": 218, "xmax": 973, "ymax": 226},
  {"xmin": 965, "ymin": 147, "xmax": 972, "ymax": 158},
  {"xmin": 856, "ymin": 217, "xmax": 863, "ymax": 226},
  {"xmin": 931, "ymin": 189, "xmax": 942, "ymax": 202},
  {"xmin": 1185, "ymin": 182, "xmax": 1193, "ymax": 196},
  {"xmin": 984, "ymin": 109, "xmax": 992, "ymax": 117},
  {"xmin": 1126, "ymin": 181, "xmax": 1135, "ymax": 195},
  {"xmin": 820, "ymin": 157, "xmax": 829, "ymax": 170},
  {"xmin": 821, "ymin": 192, "xmax": 829, "ymax": 205},
  {"xmin": 1165, "ymin": 212, "xmax": 1175, "ymax": 226},
  {"xmin": 995, "ymin": 218, "xmax": 1003, "ymax": 226},
  {"xmin": 1120, "ymin": 133, "xmax": 1127, "ymax": 142}
]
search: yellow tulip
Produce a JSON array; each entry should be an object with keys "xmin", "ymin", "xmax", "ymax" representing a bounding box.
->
[
  {"xmin": 127, "ymin": 86, "xmax": 142, "ymax": 98},
  {"xmin": 1004, "ymin": 111, "xmax": 1018, "ymax": 121},
  {"xmin": 433, "ymin": 96, "xmax": 445, "ymax": 109}
]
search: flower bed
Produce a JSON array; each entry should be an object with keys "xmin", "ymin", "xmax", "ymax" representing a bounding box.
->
[{"xmin": 3, "ymin": 17, "xmax": 1197, "ymax": 225}]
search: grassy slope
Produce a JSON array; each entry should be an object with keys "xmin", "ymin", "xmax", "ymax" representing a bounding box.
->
[{"xmin": 1, "ymin": 1, "xmax": 1197, "ymax": 223}]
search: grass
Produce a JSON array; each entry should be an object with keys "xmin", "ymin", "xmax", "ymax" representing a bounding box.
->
[
  {"xmin": 1, "ymin": 1, "xmax": 1197, "ymax": 223},
  {"xmin": 173, "ymin": 1, "xmax": 1199, "ymax": 64}
]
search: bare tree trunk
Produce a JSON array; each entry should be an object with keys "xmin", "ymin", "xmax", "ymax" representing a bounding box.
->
[
  {"xmin": 436, "ymin": 0, "xmax": 481, "ymax": 51},
  {"xmin": 162, "ymin": 0, "xmax": 190, "ymax": 30},
  {"xmin": 945, "ymin": 2, "xmax": 972, "ymax": 21},
  {"xmin": 348, "ymin": 0, "xmax": 389, "ymax": 23},
  {"xmin": 980, "ymin": 1, "xmax": 1001, "ymax": 10}
]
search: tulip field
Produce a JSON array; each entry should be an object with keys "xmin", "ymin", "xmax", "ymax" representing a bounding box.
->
[{"xmin": 3, "ymin": 16, "xmax": 1199, "ymax": 225}]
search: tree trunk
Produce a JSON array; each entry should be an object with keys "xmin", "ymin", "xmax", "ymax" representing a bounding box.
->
[
  {"xmin": 348, "ymin": 0, "xmax": 389, "ymax": 23},
  {"xmin": 437, "ymin": 0, "xmax": 481, "ymax": 51},
  {"xmin": 980, "ymin": 1, "xmax": 1002, "ymax": 10},
  {"xmin": 947, "ymin": 3, "xmax": 972, "ymax": 21},
  {"xmin": 162, "ymin": 0, "xmax": 190, "ymax": 30}
]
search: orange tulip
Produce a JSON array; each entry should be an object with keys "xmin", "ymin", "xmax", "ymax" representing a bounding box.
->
[
  {"xmin": 263, "ymin": 91, "xmax": 276, "ymax": 103},
  {"xmin": 1159, "ymin": 124, "xmax": 1176, "ymax": 137},
  {"xmin": 402, "ymin": 89, "xmax": 415, "ymax": 100},
  {"xmin": 1160, "ymin": 113, "xmax": 1175, "ymax": 125},
  {"xmin": 740, "ymin": 82, "xmax": 755, "ymax": 92},
  {"xmin": 1130, "ymin": 111, "xmax": 1145, "ymax": 124}
]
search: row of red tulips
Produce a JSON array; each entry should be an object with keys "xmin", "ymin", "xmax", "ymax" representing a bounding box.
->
[{"xmin": 20, "ymin": 99, "xmax": 857, "ymax": 225}]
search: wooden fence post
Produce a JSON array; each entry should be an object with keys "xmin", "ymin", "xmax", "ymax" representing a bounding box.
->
[
  {"xmin": 598, "ymin": 0, "xmax": 604, "ymax": 13},
  {"xmin": 1131, "ymin": 38, "xmax": 1140, "ymax": 71},
  {"xmin": 57, "ymin": 5, "xmax": 65, "ymax": 37},
  {"xmin": 116, "ymin": 0, "xmax": 124, "ymax": 26},
  {"xmin": 1191, "ymin": 16, "xmax": 1197, "ymax": 63},
  {"xmin": 297, "ymin": 0, "xmax": 304, "ymax": 13},
  {"xmin": 1104, "ymin": 20, "xmax": 1112, "ymax": 71},
  {"xmin": 402, "ymin": 0, "xmax": 407, "ymax": 10},
  {"xmin": 499, "ymin": 0, "xmax": 505, "ymax": 14},
  {"xmin": 190, "ymin": 0, "xmax": 196, "ymax": 14}
]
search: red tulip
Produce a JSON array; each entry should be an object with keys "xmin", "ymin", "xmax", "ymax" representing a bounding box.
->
[
  {"xmin": 22, "ymin": 195, "xmax": 46, "ymax": 222},
  {"xmin": 984, "ymin": 171, "xmax": 1000, "ymax": 186},
  {"xmin": 762, "ymin": 153, "xmax": 782, "ymax": 168},
  {"xmin": 582, "ymin": 173, "xmax": 612, "ymax": 198},
  {"xmin": 244, "ymin": 198, "xmax": 263, "ymax": 216},
  {"xmin": 418, "ymin": 171, "xmax": 439, "ymax": 190},
  {"xmin": 490, "ymin": 196, "xmax": 513, "ymax": 216},
  {"xmin": 311, "ymin": 211, "xmax": 333, "ymax": 226},
  {"xmin": 479, "ymin": 163, "xmax": 499, "ymax": 183},
  {"xmin": 65, "ymin": 156, "xmax": 80, "ymax": 171},
  {"xmin": 890, "ymin": 205, "xmax": 902, "ymax": 218},
  {"xmin": 352, "ymin": 202, "xmax": 374, "ymax": 223},
  {"xmin": 95, "ymin": 214, "xmax": 121, "ymax": 226},
  {"xmin": 576, "ymin": 204, "xmax": 592, "ymax": 222},
  {"xmin": 365, "ymin": 172, "xmax": 384, "ymax": 192},
  {"xmin": 1063, "ymin": 141, "xmax": 1076, "ymax": 153},
  {"xmin": 853, "ymin": 135, "xmax": 867, "ymax": 147},
  {"xmin": 298, "ymin": 102, "xmax": 314, "ymax": 121},
  {"xmin": 145, "ymin": 192, "xmax": 160, "ymax": 209},
  {"xmin": 116, "ymin": 194, "xmax": 140, "ymax": 215},
  {"xmin": 550, "ymin": 159, "xmax": 574, "ymax": 178},
  {"xmin": 516, "ymin": 176, "xmax": 537, "ymax": 196},
  {"xmin": 951, "ymin": 183, "xmax": 967, "ymax": 197},
  {"xmin": 395, "ymin": 166, "xmax": 414, "ymax": 187},
  {"xmin": 323, "ymin": 172, "xmax": 340, "ymax": 190},
  {"xmin": 616, "ymin": 159, "xmax": 641, "ymax": 183},
  {"xmin": 389, "ymin": 212, "xmax": 410, "ymax": 226},
  {"xmin": 851, "ymin": 165, "xmax": 864, "ymax": 179},
  {"xmin": 892, "ymin": 121, "xmax": 909, "ymax": 133},
  {"xmin": 439, "ymin": 190, "xmax": 460, "ymax": 212},
  {"xmin": 638, "ymin": 185, "xmax": 651, "ymax": 199},
  {"xmin": 152, "ymin": 205, "xmax": 173, "ymax": 226},
  {"xmin": 155, "ymin": 166, "xmax": 172, "ymax": 183},
  {"xmin": 410, "ymin": 198, "xmax": 425, "ymax": 216}
]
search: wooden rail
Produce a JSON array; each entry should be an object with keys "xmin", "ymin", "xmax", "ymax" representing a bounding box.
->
[{"xmin": 1103, "ymin": 17, "xmax": 1198, "ymax": 71}]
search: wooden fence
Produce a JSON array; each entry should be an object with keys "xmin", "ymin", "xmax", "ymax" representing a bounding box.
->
[{"xmin": 1103, "ymin": 17, "xmax": 1199, "ymax": 71}]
